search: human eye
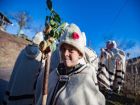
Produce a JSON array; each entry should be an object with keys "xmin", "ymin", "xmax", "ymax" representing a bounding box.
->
[{"xmin": 69, "ymin": 48, "xmax": 75, "ymax": 53}]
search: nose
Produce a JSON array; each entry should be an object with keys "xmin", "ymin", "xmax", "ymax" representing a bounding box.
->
[{"xmin": 64, "ymin": 49, "xmax": 69, "ymax": 57}]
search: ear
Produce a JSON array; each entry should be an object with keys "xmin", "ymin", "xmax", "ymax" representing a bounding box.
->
[
  {"xmin": 78, "ymin": 56, "xmax": 81, "ymax": 59},
  {"xmin": 78, "ymin": 53, "xmax": 83, "ymax": 59}
]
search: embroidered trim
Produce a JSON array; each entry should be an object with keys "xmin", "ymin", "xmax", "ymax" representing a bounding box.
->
[{"xmin": 5, "ymin": 91, "xmax": 34, "ymax": 101}]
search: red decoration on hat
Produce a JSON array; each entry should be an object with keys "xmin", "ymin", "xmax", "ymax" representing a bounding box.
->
[{"xmin": 71, "ymin": 32, "xmax": 79, "ymax": 40}]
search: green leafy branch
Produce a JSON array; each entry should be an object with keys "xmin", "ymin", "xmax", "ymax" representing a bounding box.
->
[
  {"xmin": 39, "ymin": 0, "xmax": 67, "ymax": 53},
  {"xmin": 45, "ymin": 0, "xmax": 66, "ymax": 40}
]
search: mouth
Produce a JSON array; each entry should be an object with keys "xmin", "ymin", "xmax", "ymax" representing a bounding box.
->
[
  {"xmin": 63, "ymin": 56, "xmax": 70, "ymax": 61},
  {"xmin": 63, "ymin": 57, "xmax": 71, "ymax": 64},
  {"xmin": 64, "ymin": 59, "xmax": 70, "ymax": 62}
]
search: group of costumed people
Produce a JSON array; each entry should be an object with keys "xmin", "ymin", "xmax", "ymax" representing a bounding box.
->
[{"xmin": 2, "ymin": 23, "xmax": 126, "ymax": 105}]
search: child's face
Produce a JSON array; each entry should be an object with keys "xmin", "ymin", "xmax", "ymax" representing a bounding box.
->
[{"xmin": 60, "ymin": 43, "xmax": 82, "ymax": 68}]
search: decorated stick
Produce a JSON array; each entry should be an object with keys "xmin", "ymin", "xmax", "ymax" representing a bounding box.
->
[{"xmin": 40, "ymin": 0, "xmax": 67, "ymax": 105}]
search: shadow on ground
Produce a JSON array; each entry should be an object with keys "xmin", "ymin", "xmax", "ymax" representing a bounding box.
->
[{"xmin": 0, "ymin": 79, "xmax": 8, "ymax": 105}]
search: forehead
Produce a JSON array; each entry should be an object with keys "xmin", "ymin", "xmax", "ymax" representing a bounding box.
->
[
  {"xmin": 60, "ymin": 43, "xmax": 77, "ymax": 50},
  {"xmin": 60, "ymin": 43, "xmax": 83, "ymax": 56}
]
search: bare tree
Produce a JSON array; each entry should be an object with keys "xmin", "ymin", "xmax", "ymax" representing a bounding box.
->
[{"xmin": 12, "ymin": 11, "xmax": 32, "ymax": 36}]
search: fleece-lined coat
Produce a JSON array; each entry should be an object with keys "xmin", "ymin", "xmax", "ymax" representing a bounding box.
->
[
  {"xmin": 3, "ymin": 44, "xmax": 44, "ymax": 105},
  {"xmin": 41, "ymin": 63, "xmax": 105, "ymax": 105}
]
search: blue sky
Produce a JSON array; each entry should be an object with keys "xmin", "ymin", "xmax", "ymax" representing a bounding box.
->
[{"xmin": 0, "ymin": 0, "xmax": 140, "ymax": 58}]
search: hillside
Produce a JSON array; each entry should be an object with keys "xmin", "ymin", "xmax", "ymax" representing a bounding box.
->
[{"xmin": 0, "ymin": 30, "xmax": 30, "ymax": 79}]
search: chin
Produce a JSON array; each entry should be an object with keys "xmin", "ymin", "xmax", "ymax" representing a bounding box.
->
[
  {"xmin": 65, "ymin": 64, "xmax": 71, "ymax": 67},
  {"xmin": 64, "ymin": 62, "xmax": 73, "ymax": 68},
  {"xmin": 64, "ymin": 61, "xmax": 78, "ymax": 68}
]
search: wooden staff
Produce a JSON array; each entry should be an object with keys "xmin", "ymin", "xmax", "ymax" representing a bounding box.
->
[
  {"xmin": 42, "ymin": 50, "xmax": 52, "ymax": 105},
  {"xmin": 39, "ymin": 36, "xmax": 54, "ymax": 105}
]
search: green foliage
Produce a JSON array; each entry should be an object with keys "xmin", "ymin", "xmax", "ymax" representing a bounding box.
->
[
  {"xmin": 45, "ymin": 0, "xmax": 66, "ymax": 40},
  {"xmin": 46, "ymin": 0, "xmax": 53, "ymax": 11}
]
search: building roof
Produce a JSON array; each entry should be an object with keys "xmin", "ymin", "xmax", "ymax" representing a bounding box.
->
[{"xmin": 0, "ymin": 12, "xmax": 12, "ymax": 24}]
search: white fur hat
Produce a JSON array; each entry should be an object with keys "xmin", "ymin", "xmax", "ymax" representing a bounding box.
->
[
  {"xmin": 112, "ymin": 40, "xmax": 117, "ymax": 48},
  {"xmin": 60, "ymin": 23, "xmax": 86, "ymax": 56},
  {"xmin": 82, "ymin": 32, "xmax": 86, "ymax": 46},
  {"xmin": 32, "ymin": 32, "xmax": 44, "ymax": 45}
]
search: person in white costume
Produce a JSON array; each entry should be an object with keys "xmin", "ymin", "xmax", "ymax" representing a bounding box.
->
[
  {"xmin": 98, "ymin": 40, "xmax": 126, "ymax": 93},
  {"xmin": 36, "ymin": 23, "xmax": 105, "ymax": 105},
  {"xmin": 3, "ymin": 32, "xmax": 45, "ymax": 105}
]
